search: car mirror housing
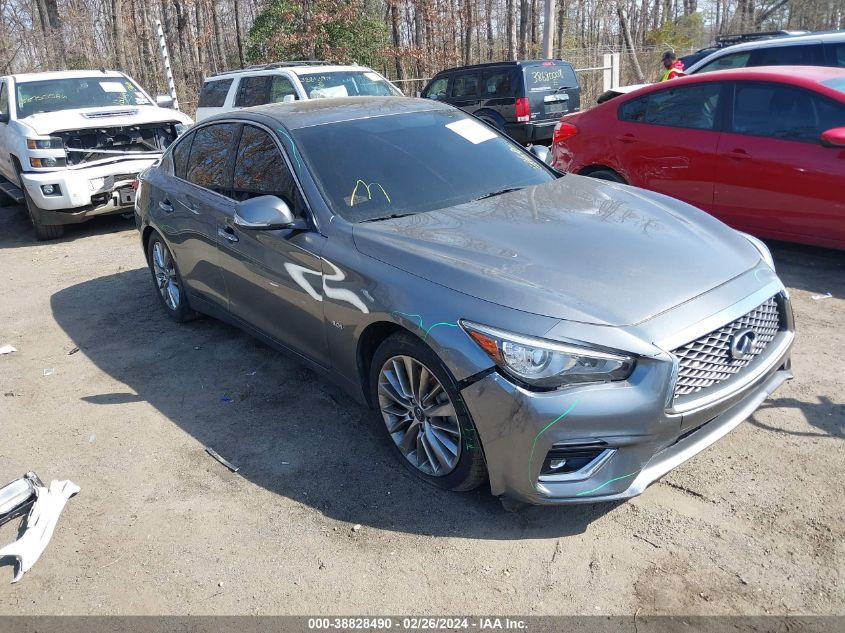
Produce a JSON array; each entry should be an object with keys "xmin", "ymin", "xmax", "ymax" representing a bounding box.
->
[
  {"xmin": 234, "ymin": 195, "xmax": 300, "ymax": 230},
  {"xmin": 156, "ymin": 95, "xmax": 175, "ymax": 109},
  {"xmin": 820, "ymin": 127, "xmax": 845, "ymax": 148},
  {"xmin": 529, "ymin": 144, "xmax": 552, "ymax": 165}
]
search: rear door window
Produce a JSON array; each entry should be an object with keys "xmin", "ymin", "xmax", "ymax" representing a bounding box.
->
[
  {"xmin": 197, "ymin": 79, "xmax": 233, "ymax": 108},
  {"xmin": 172, "ymin": 131, "xmax": 194, "ymax": 179},
  {"xmin": 619, "ymin": 83, "xmax": 723, "ymax": 130},
  {"xmin": 481, "ymin": 70, "xmax": 513, "ymax": 97},
  {"xmin": 731, "ymin": 82, "xmax": 845, "ymax": 143},
  {"xmin": 235, "ymin": 76, "xmax": 271, "ymax": 107},
  {"xmin": 824, "ymin": 43, "xmax": 845, "ymax": 67},
  {"xmin": 452, "ymin": 73, "xmax": 480, "ymax": 99},
  {"xmin": 749, "ymin": 44, "xmax": 820, "ymax": 67},
  {"xmin": 525, "ymin": 63, "xmax": 578, "ymax": 92},
  {"xmin": 186, "ymin": 123, "xmax": 239, "ymax": 194}
]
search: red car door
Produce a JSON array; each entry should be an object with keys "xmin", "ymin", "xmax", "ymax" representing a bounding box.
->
[
  {"xmin": 615, "ymin": 81, "xmax": 726, "ymax": 211},
  {"xmin": 712, "ymin": 80, "xmax": 845, "ymax": 249}
]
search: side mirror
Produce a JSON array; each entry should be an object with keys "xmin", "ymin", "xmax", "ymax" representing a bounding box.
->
[
  {"xmin": 820, "ymin": 127, "xmax": 845, "ymax": 148},
  {"xmin": 156, "ymin": 95, "xmax": 175, "ymax": 109},
  {"xmin": 282, "ymin": 94, "xmax": 296, "ymax": 104},
  {"xmin": 529, "ymin": 144, "xmax": 552, "ymax": 165},
  {"xmin": 234, "ymin": 195, "xmax": 302, "ymax": 230}
]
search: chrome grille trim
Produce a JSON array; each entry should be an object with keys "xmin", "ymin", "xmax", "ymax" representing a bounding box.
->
[{"xmin": 671, "ymin": 296, "xmax": 781, "ymax": 401}]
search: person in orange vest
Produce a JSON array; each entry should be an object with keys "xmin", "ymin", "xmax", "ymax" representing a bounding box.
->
[{"xmin": 661, "ymin": 51, "xmax": 685, "ymax": 81}]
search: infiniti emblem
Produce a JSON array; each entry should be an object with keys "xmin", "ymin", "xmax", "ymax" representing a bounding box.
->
[{"xmin": 730, "ymin": 328, "xmax": 757, "ymax": 360}]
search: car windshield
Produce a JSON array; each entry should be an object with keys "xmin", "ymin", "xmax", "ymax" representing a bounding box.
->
[
  {"xmin": 297, "ymin": 71, "xmax": 402, "ymax": 99},
  {"xmin": 291, "ymin": 109, "xmax": 555, "ymax": 222},
  {"xmin": 15, "ymin": 76, "xmax": 151, "ymax": 118}
]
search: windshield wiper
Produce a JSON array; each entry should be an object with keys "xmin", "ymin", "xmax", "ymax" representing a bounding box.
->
[
  {"xmin": 475, "ymin": 187, "xmax": 524, "ymax": 201},
  {"xmin": 359, "ymin": 213, "xmax": 416, "ymax": 223}
]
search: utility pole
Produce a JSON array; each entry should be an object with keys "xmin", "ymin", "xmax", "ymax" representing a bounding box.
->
[
  {"xmin": 543, "ymin": 0, "xmax": 556, "ymax": 59},
  {"xmin": 155, "ymin": 19, "xmax": 179, "ymax": 111}
]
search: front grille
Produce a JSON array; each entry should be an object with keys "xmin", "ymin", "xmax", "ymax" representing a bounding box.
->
[
  {"xmin": 672, "ymin": 296, "xmax": 781, "ymax": 400},
  {"xmin": 82, "ymin": 110, "xmax": 139, "ymax": 119}
]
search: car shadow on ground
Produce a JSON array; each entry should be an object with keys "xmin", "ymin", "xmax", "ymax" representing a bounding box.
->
[
  {"xmin": 50, "ymin": 267, "xmax": 621, "ymax": 539},
  {"xmin": 0, "ymin": 205, "xmax": 133, "ymax": 248},
  {"xmin": 750, "ymin": 396, "xmax": 844, "ymax": 440}
]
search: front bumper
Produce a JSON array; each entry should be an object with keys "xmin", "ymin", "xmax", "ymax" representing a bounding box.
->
[
  {"xmin": 19, "ymin": 159, "xmax": 156, "ymax": 224},
  {"xmin": 460, "ymin": 298, "xmax": 794, "ymax": 505}
]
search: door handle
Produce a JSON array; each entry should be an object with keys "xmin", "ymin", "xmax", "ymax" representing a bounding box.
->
[
  {"xmin": 158, "ymin": 200, "xmax": 174, "ymax": 213},
  {"xmin": 616, "ymin": 133, "xmax": 637, "ymax": 143},
  {"xmin": 726, "ymin": 149, "xmax": 751, "ymax": 160},
  {"xmin": 218, "ymin": 227, "xmax": 239, "ymax": 243}
]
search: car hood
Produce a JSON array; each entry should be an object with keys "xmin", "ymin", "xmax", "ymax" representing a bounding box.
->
[
  {"xmin": 352, "ymin": 176, "xmax": 760, "ymax": 327},
  {"xmin": 20, "ymin": 105, "xmax": 192, "ymax": 135}
]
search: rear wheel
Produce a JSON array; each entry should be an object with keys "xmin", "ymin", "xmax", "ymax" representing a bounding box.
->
[
  {"xmin": 585, "ymin": 168, "xmax": 626, "ymax": 184},
  {"xmin": 370, "ymin": 332, "xmax": 487, "ymax": 492},
  {"xmin": 146, "ymin": 233, "xmax": 194, "ymax": 323}
]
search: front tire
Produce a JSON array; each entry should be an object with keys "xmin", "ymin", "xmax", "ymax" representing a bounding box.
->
[
  {"xmin": 16, "ymin": 168, "xmax": 64, "ymax": 240},
  {"xmin": 370, "ymin": 332, "xmax": 487, "ymax": 492},
  {"xmin": 146, "ymin": 233, "xmax": 194, "ymax": 323}
]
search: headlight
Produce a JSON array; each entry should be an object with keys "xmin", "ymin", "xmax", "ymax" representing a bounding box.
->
[
  {"xmin": 461, "ymin": 321, "xmax": 635, "ymax": 389},
  {"xmin": 27, "ymin": 137, "xmax": 64, "ymax": 150},
  {"xmin": 30, "ymin": 157, "xmax": 67, "ymax": 168},
  {"xmin": 739, "ymin": 232, "xmax": 775, "ymax": 271}
]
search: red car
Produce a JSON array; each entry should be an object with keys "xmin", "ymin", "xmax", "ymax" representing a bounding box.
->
[{"xmin": 551, "ymin": 66, "xmax": 845, "ymax": 250}]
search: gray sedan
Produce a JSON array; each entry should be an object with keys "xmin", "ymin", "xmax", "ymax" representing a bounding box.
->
[{"xmin": 135, "ymin": 97, "xmax": 794, "ymax": 507}]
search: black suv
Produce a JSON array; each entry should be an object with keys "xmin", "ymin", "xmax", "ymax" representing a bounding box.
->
[{"xmin": 421, "ymin": 60, "xmax": 580, "ymax": 145}]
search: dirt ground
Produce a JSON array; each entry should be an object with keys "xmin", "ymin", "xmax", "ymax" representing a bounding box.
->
[{"xmin": 0, "ymin": 205, "xmax": 842, "ymax": 616}]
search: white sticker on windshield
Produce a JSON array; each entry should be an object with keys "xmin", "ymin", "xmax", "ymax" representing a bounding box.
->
[
  {"xmin": 446, "ymin": 119, "xmax": 497, "ymax": 144},
  {"xmin": 364, "ymin": 72, "xmax": 382, "ymax": 81},
  {"xmin": 309, "ymin": 85, "xmax": 348, "ymax": 99},
  {"xmin": 99, "ymin": 81, "xmax": 127, "ymax": 93}
]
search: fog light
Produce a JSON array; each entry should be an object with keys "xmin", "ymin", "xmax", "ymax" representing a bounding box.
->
[
  {"xmin": 41, "ymin": 184, "xmax": 56, "ymax": 195},
  {"xmin": 549, "ymin": 458, "xmax": 567, "ymax": 471}
]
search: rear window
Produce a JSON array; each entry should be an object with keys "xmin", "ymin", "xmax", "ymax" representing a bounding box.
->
[
  {"xmin": 198, "ymin": 79, "xmax": 232, "ymax": 108},
  {"xmin": 525, "ymin": 63, "xmax": 578, "ymax": 92}
]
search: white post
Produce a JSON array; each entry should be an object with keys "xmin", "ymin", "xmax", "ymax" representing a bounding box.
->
[
  {"xmin": 611, "ymin": 52, "xmax": 621, "ymax": 89},
  {"xmin": 602, "ymin": 53, "xmax": 612, "ymax": 91},
  {"xmin": 155, "ymin": 19, "xmax": 179, "ymax": 111},
  {"xmin": 543, "ymin": 0, "xmax": 556, "ymax": 59}
]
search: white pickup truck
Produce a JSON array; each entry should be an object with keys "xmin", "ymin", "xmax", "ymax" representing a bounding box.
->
[{"xmin": 0, "ymin": 70, "xmax": 192, "ymax": 239}]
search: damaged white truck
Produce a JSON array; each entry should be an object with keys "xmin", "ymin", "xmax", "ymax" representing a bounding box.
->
[{"xmin": 0, "ymin": 70, "xmax": 192, "ymax": 239}]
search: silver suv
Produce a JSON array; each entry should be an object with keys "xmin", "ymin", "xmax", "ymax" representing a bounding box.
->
[{"xmin": 195, "ymin": 61, "xmax": 403, "ymax": 122}]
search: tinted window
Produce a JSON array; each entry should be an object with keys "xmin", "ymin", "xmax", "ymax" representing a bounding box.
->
[
  {"xmin": 233, "ymin": 126, "xmax": 291, "ymax": 199},
  {"xmin": 198, "ymin": 79, "xmax": 233, "ymax": 108},
  {"xmin": 481, "ymin": 70, "xmax": 512, "ymax": 97},
  {"xmin": 696, "ymin": 51, "xmax": 752, "ymax": 74},
  {"xmin": 825, "ymin": 43, "xmax": 845, "ymax": 67},
  {"xmin": 425, "ymin": 77, "xmax": 449, "ymax": 100},
  {"xmin": 172, "ymin": 131, "xmax": 194, "ymax": 179},
  {"xmin": 291, "ymin": 110, "xmax": 554, "ymax": 223},
  {"xmin": 270, "ymin": 76, "xmax": 297, "ymax": 102},
  {"xmin": 750, "ymin": 44, "xmax": 818, "ymax": 67},
  {"xmin": 452, "ymin": 73, "xmax": 479, "ymax": 98},
  {"xmin": 186, "ymin": 123, "xmax": 238, "ymax": 192},
  {"xmin": 732, "ymin": 82, "xmax": 845, "ymax": 143},
  {"xmin": 235, "ymin": 76, "xmax": 271, "ymax": 107},
  {"xmin": 620, "ymin": 83, "xmax": 722, "ymax": 130},
  {"xmin": 0, "ymin": 82, "xmax": 8, "ymax": 116},
  {"xmin": 526, "ymin": 63, "xmax": 578, "ymax": 90}
]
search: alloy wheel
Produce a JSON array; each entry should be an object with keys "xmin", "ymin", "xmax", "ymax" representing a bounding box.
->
[
  {"xmin": 151, "ymin": 241, "xmax": 181, "ymax": 311},
  {"xmin": 377, "ymin": 355, "xmax": 462, "ymax": 476}
]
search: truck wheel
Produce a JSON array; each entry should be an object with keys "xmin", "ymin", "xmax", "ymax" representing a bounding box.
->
[{"xmin": 23, "ymin": 186, "xmax": 64, "ymax": 240}]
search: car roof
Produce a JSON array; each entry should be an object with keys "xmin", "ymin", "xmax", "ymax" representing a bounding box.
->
[
  {"xmin": 431, "ymin": 59, "xmax": 573, "ymax": 75},
  {"xmin": 615, "ymin": 66, "xmax": 845, "ymax": 101},
  {"xmin": 686, "ymin": 29, "xmax": 845, "ymax": 71},
  {"xmin": 207, "ymin": 65, "xmax": 374, "ymax": 81},
  {"xmin": 9, "ymin": 70, "xmax": 126, "ymax": 83},
  {"xmin": 201, "ymin": 96, "xmax": 451, "ymax": 129}
]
